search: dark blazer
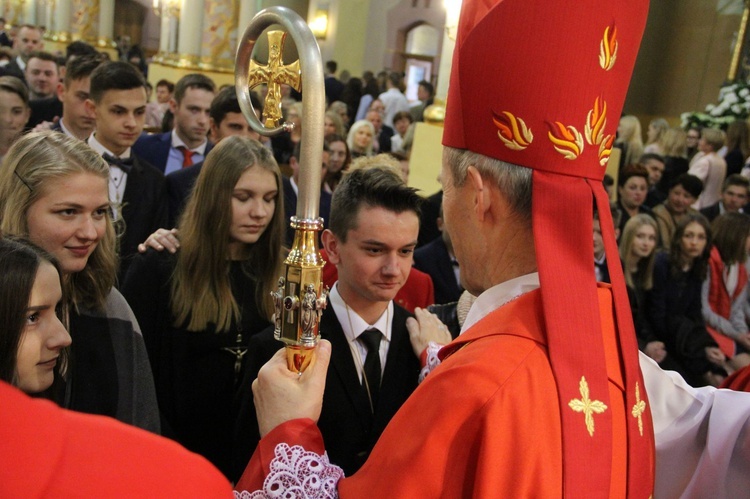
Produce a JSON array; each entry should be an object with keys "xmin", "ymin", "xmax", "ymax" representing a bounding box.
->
[
  {"xmin": 413, "ymin": 236, "xmax": 462, "ymax": 305},
  {"xmin": 165, "ymin": 161, "xmax": 203, "ymax": 227},
  {"xmin": 0, "ymin": 31, "xmax": 12, "ymax": 47},
  {"xmin": 231, "ymin": 303, "xmax": 419, "ymax": 481},
  {"xmin": 700, "ymin": 202, "xmax": 722, "ymax": 222},
  {"xmin": 131, "ymin": 132, "xmax": 172, "ymax": 173},
  {"xmin": 324, "ymin": 75, "xmax": 344, "ymax": 104},
  {"xmin": 118, "ymin": 155, "xmax": 169, "ymax": 280},
  {"xmin": 4, "ymin": 58, "xmax": 24, "ymax": 81},
  {"xmin": 418, "ymin": 190, "xmax": 443, "ymax": 247},
  {"xmin": 282, "ymin": 176, "xmax": 332, "ymax": 247},
  {"xmin": 27, "ymin": 96, "xmax": 63, "ymax": 129},
  {"xmin": 378, "ymin": 124, "xmax": 394, "ymax": 153},
  {"xmin": 131, "ymin": 132, "xmax": 214, "ymax": 174}
]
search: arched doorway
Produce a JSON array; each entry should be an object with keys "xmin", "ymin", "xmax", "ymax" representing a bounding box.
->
[{"xmin": 402, "ymin": 22, "xmax": 439, "ymax": 101}]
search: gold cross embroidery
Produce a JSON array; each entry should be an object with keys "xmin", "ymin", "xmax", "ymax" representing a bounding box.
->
[
  {"xmin": 568, "ymin": 376, "xmax": 608, "ymax": 437},
  {"xmin": 247, "ymin": 30, "xmax": 302, "ymax": 128},
  {"xmin": 631, "ymin": 382, "xmax": 646, "ymax": 436}
]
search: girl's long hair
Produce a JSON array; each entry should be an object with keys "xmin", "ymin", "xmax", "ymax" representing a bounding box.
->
[
  {"xmin": 171, "ymin": 137, "xmax": 284, "ymax": 332},
  {"xmin": 0, "ymin": 237, "xmax": 68, "ymax": 393},
  {"xmin": 619, "ymin": 214, "xmax": 658, "ymax": 290},
  {"xmin": 669, "ymin": 213, "xmax": 711, "ymax": 281},
  {"xmin": 0, "ymin": 131, "xmax": 117, "ymax": 311}
]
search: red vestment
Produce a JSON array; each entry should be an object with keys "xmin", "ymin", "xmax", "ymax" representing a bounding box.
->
[
  {"xmin": 706, "ymin": 246, "xmax": 748, "ymax": 357},
  {"xmin": 236, "ymin": 287, "xmax": 636, "ymax": 496},
  {"xmin": 0, "ymin": 381, "xmax": 232, "ymax": 498}
]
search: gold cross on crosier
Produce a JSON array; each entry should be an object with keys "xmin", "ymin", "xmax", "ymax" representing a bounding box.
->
[
  {"xmin": 247, "ymin": 30, "xmax": 302, "ymax": 127},
  {"xmin": 568, "ymin": 376, "xmax": 608, "ymax": 437},
  {"xmin": 631, "ymin": 382, "xmax": 646, "ymax": 436}
]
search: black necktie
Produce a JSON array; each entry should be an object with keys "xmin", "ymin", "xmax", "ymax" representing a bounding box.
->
[
  {"xmin": 359, "ymin": 328, "xmax": 382, "ymax": 409},
  {"xmin": 102, "ymin": 153, "xmax": 134, "ymax": 174}
]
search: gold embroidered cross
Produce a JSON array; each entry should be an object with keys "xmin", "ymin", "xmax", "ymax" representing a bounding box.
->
[
  {"xmin": 568, "ymin": 376, "xmax": 608, "ymax": 437},
  {"xmin": 631, "ymin": 382, "xmax": 646, "ymax": 436},
  {"xmin": 247, "ymin": 30, "xmax": 302, "ymax": 128}
]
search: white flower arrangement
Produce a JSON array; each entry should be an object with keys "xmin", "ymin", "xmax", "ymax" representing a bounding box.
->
[{"xmin": 681, "ymin": 82, "xmax": 750, "ymax": 130}]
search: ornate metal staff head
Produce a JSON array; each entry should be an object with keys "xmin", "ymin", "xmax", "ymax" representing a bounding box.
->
[{"xmin": 235, "ymin": 7, "xmax": 327, "ymax": 373}]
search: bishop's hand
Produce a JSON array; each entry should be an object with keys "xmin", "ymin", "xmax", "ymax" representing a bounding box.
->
[{"xmin": 252, "ymin": 339, "xmax": 332, "ymax": 437}]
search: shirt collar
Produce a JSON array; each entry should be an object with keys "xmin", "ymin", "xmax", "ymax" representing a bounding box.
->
[
  {"xmin": 329, "ymin": 282, "xmax": 393, "ymax": 343},
  {"xmin": 87, "ymin": 133, "xmax": 131, "ymax": 159},
  {"xmin": 171, "ymin": 129, "xmax": 207, "ymax": 155},
  {"xmin": 461, "ymin": 272, "xmax": 540, "ymax": 334}
]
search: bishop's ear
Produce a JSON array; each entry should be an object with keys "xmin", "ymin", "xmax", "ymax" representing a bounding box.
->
[{"xmin": 466, "ymin": 165, "xmax": 491, "ymax": 221}]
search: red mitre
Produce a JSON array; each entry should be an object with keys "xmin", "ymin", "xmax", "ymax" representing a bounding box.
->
[{"xmin": 443, "ymin": 1, "xmax": 654, "ymax": 497}]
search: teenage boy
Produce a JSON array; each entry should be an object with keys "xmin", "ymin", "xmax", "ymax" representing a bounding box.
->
[
  {"xmin": 132, "ymin": 73, "xmax": 215, "ymax": 174},
  {"xmin": 86, "ymin": 61, "xmax": 168, "ymax": 277},
  {"xmin": 233, "ymin": 166, "xmax": 422, "ymax": 479}
]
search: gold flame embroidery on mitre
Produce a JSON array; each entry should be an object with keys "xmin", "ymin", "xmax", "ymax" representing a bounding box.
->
[
  {"xmin": 585, "ymin": 97, "xmax": 613, "ymax": 166},
  {"xmin": 492, "ymin": 111, "xmax": 533, "ymax": 151},
  {"xmin": 547, "ymin": 122, "xmax": 584, "ymax": 160},
  {"xmin": 599, "ymin": 23, "xmax": 618, "ymax": 71}
]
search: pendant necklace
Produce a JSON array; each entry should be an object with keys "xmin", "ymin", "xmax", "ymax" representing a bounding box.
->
[{"xmin": 222, "ymin": 266, "xmax": 249, "ymax": 385}]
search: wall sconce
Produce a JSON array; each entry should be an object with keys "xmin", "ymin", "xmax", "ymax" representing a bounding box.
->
[{"xmin": 310, "ymin": 6, "xmax": 329, "ymax": 40}]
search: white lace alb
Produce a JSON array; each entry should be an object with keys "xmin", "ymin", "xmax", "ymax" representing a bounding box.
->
[
  {"xmin": 235, "ymin": 443, "xmax": 344, "ymax": 498},
  {"xmin": 418, "ymin": 341, "xmax": 443, "ymax": 383}
]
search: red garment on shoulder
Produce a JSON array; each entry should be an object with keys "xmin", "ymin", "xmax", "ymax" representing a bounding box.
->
[
  {"xmin": 722, "ymin": 365, "xmax": 750, "ymax": 391},
  {"xmin": 0, "ymin": 381, "xmax": 232, "ymax": 498},
  {"xmin": 236, "ymin": 287, "xmax": 642, "ymax": 496},
  {"xmin": 706, "ymin": 246, "xmax": 748, "ymax": 358}
]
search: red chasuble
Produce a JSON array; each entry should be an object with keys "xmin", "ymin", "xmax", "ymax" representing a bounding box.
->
[
  {"xmin": 236, "ymin": 286, "xmax": 635, "ymax": 496},
  {"xmin": 0, "ymin": 381, "xmax": 232, "ymax": 497}
]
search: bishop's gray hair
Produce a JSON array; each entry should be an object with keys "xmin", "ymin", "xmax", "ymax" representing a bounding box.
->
[{"xmin": 443, "ymin": 146, "xmax": 532, "ymax": 222}]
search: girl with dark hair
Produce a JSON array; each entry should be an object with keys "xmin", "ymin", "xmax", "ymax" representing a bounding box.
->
[
  {"xmin": 0, "ymin": 131, "xmax": 159, "ymax": 430},
  {"xmin": 323, "ymin": 133, "xmax": 351, "ymax": 193},
  {"xmin": 617, "ymin": 163, "xmax": 653, "ymax": 237},
  {"xmin": 122, "ymin": 136, "xmax": 285, "ymax": 477},
  {"xmin": 0, "ymin": 76, "xmax": 30, "ymax": 161},
  {"xmin": 648, "ymin": 214, "xmax": 727, "ymax": 386},
  {"xmin": 0, "ymin": 237, "xmax": 70, "ymax": 395},
  {"xmin": 702, "ymin": 212, "xmax": 750, "ymax": 370}
]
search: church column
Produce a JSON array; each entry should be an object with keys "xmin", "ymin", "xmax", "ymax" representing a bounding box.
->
[
  {"xmin": 237, "ymin": 0, "xmax": 259, "ymax": 40},
  {"xmin": 23, "ymin": 0, "xmax": 37, "ymax": 25},
  {"xmin": 177, "ymin": 0, "xmax": 204, "ymax": 65},
  {"xmin": 436, "ymin": 0, "xmax": 462, "ymax": 102},
  {"xmin": 98, "ymin": 0, "xmax": 115, "ymax": 47},
  {"xmin": 42, "ymin": 0, "xmax": 54, "ymax": 36},
  {"xmin": 56, "ymin": 0, "xmax": 73, "ymax": 41}
]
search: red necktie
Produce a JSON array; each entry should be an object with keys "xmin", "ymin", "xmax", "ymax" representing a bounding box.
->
[{"xmin": 177, "ymin": 146, "xmax": 194, "ymax": 168}]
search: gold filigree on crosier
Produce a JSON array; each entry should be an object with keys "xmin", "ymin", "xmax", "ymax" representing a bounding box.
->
[
  {"xmin": 247, "ymin": 30, "xmax": 301, "ymax": 128},
  {"xmin": 568, "ymin": 376, "xmax": 608, "ymax": 437}
]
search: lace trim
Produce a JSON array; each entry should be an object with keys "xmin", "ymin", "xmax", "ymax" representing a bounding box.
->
[
  {"xmin": 235, "ymin": 443, "xmax": 344, "ymax": 498},
  {"xmin": 419, "ymin": 341, "xmax": 443, "ymax": 383}
]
